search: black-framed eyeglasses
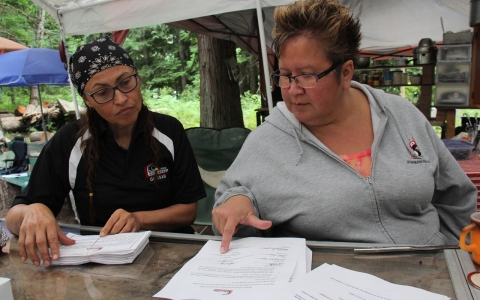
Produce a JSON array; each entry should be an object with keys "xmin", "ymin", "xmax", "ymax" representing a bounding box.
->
[
  {"xmin": 84, "ymin": 73, "xmax": 138, "ymax": 104},
  {"xmin": 271, "ymin": 61, "xmax": 344, "ymax": 89}
]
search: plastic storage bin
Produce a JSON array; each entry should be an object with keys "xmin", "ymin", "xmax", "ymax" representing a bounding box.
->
[
  {"xmin": 436, "ymin": 62, "xmax": 470, "ymax": 84},
  {"xmin": 442, "ymin": 139, "xmax": 475, "ymax": 160},
  {"xmin": 435, "ymin": 84, "xmax": 469, "ymax": 106},
  {"xmin": 438, "ymin": 45, "xmax": 472, "ymax": 62}
]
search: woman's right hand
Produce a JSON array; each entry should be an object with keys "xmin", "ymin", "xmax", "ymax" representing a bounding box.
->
[
  {"xmin": 17, "ymin": 203, "xmax": 75, "ymax": 266},
  {"xmin": 212, "ymin": 195, "xmax": 272, "ymax": 254}
]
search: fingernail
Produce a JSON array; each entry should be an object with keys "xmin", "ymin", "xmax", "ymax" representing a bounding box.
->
[
  {"xmin": 52, "ymin": 254, "xmax": 58, "ymax": 260},
  {"xmin": 33, "ymin": 261, "xmax": 39, "ymax": 266},
  {"xmin": 220, "ymin": 247, "xmax": 226, "ymax": 254},
  {"xmin": 22, "ymin": 256, "xmax": 26, "ymax": 261},
  {"xmin": 100, "ymin": 232, "xmax": 105, "ymax": 237},
  {"xmin": 44, "ymin": 260, "xmax": 50, "ymax": 267}
]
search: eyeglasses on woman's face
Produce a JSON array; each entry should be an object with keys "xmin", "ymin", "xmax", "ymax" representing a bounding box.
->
[
  {"xmin": 271, "ymin": 61, "xmax": 343, "ymax": 89},
  {"xmin": 84, "ymin": 73, "xmax": 138, "ymax": 104}
]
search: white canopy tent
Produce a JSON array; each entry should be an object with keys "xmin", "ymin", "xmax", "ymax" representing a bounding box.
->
[{"xmin": 30, "ymin": 0, "xmax": 472, "ymax": 113}]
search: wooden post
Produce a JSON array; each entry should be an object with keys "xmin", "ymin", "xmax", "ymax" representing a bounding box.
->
[
  {"xmin": 436, "ymin": 109, "xmax": 456, "ymax": 138},
  {"xmin": 417, "ymin": 64, "xmax": 435, "ymax": 120},
  {"xmin": 471, "ymin": 26, "xmax": 480, "ymax": 107}
]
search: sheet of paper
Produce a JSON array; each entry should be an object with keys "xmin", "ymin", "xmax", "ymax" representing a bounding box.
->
[
  {"xmin": 154, "ymin": 237, "xmax": 308, "ymax": 300},
  {"xmin": 290, "ymin": 246, "xmax": 312, "ymax": 282},
  {"xmin": 268, "ymin": 263, "xmax": 450, "ymax": 300},
  {"xmin": 1, "ymin": 172, "xmax": 28, "ymax": 178}
]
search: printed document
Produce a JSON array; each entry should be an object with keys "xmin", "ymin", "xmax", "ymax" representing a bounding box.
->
[
  {"xmin": 154, "ymin": 237, "xmax": 310, "ymax": 300},
  {"xmin": 267, "ymin": 263, "xmax": 450, "ymax": 300}
]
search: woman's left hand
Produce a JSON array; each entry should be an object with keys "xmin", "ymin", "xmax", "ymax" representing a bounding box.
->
[{"xmin": 100, "ymin": 209, "xmax": 141, "ymax": 236}]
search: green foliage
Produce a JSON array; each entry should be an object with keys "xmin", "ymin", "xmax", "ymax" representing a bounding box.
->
[
  {"xmin": 0, "ymin": 1, "xmax": 262, "ymax": 133},
  {"xmin": 143, "ymin": 87, "xmax": 200, "ymax": 129},
  {"xmin": 123, "ymin": 25, "xmax": 198, "ymax": 94},
  {"xmin": 241, "ymin": 91, "xmax": 262, "ymax": 129},
  {"xmin": 0, "ymin": 0, "xmax": 62, "ymax": 48},
  {"xmin": 0, "ymin": 86, "xmax": 74, "ymax": 110},
  {"xmin": 140, "ymin": 83, "xmax": 260, "ymax": 131}
]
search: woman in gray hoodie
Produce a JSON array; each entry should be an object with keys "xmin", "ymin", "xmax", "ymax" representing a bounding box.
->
[{"xmin": 212, "ymin": 0, "xmax": 477, "ymax": 253}]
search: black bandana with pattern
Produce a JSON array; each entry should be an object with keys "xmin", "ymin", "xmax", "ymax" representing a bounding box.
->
[{"xmin": 68, "ymin": 36, "xmax": 136, "ymax": 96}]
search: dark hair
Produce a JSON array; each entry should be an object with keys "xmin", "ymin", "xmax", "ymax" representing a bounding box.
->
[
  {"xmin": 76, "ymin": 103, "xmax": 163, "ymax": 223},
  {"xmin": 272, "ymin": 0, "xmax": 361, "ymax": 71}
]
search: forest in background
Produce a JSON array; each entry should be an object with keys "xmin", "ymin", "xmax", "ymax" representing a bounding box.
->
[
  {"xmin": 1, "ymin": 0, "xmax": 476, "ymax": 138},
  {"xmin": 0, "ymin": 0, "xmax": 262, "ymax": 136}
]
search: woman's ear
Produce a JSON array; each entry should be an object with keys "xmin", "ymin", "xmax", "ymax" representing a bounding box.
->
[
  {"xmin": 83, "ymin": 96, "xmax": 93, "ymax": 109},
  {"xmin": 341, "ymin": 60, "xmax": 354, "ymax": 89}
]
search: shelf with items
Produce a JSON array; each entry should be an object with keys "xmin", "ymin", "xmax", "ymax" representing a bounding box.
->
[
  {"xmin": 435, "ymin": 44, "xmax": 472, "ymax": 108},
  {"xmin": 354, "ymin": 64, "xmax": 435, "ymax": 87},
  {"xmin": 355, "ymin": 63, "xmax": 436, "ymax": 70},
  {"xmin": 354, "ymin": 63, "xmax": 436, "ymax": 129}
]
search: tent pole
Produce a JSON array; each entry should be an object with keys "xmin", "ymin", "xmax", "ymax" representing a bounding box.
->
[
  {"xmin": 37, "ymin": 85, "xmax": 49, "ymax": 141},
  {"xmin": 59, "ymin": 18, "xmax": 81, "ymax": 120},
  {"xmin": 255, "ymin": 0, "xmax": 273, "ymax": 112}
]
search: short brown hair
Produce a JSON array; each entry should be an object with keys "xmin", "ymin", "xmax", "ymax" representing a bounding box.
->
[{"xmin": 272, "ymin": 0, "xmax": 361, "ymax": 65}]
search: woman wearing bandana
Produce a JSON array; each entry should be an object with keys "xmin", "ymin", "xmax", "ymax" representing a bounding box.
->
[{"xmin": 5, "ymin": 36, "xmax": 206, "ymax": 267}]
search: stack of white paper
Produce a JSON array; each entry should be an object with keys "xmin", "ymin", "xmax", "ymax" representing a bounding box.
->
[
  {"xmin": 49, "ymin": 231, "xmax": 151, "ymax": 265},
  {"xmin": 267, "ymin": 263, "xmax": 450, "ymax": 300},
  {"xmin": 154, "ymin": 237, "xmax": 311, "ymax": 300}
]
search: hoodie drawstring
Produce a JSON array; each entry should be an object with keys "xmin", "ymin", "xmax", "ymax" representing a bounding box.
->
[{"xmin": 292, "ymin": 128, "xmax": 304, "ymax": 165}]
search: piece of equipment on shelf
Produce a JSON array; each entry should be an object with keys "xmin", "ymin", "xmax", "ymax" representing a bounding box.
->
[
  {"xmin": 354, "ymin": 57, "xmax": 370, "ymax": 68},
  {"xmin": 413, "ymin": 38, "xmax": 437, "ymax": 65}
]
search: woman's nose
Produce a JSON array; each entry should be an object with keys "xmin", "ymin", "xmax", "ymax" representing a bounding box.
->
[
  {"xmin": 287, "ymin": 79, "xmax": 305, "ymax": 95},
  {"xmin": 112, "ymin": 88, "xmax": 128, "ymax": 104}
]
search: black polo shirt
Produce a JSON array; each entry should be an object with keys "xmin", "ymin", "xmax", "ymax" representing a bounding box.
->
[{"xmin": 13, "ymin": 112, "xmax": 206, "ymax": 233}]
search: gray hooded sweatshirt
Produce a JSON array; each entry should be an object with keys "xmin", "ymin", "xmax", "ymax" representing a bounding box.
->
[{"xmin": 214, "ymin": 81, "xmax": 477, "ymax": 245}]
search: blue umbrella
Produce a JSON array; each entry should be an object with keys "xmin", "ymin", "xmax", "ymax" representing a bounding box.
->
[
  {"xmin": 0, "ymin": 48, "xmax": 69, "ymax": 86},
  {"xmin": 0, "ymin": 48, "xmax": 70, "ymax": 140}
]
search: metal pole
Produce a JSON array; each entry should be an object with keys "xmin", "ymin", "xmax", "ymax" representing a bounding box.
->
[
  {"xmin": 255, "ymin": 0, "xmax": 274, "ymax": 112},
  {"xmin": 37, "ymin": 85, "xmax": 49, "ymax": 141},
  {"xmin": 58, "ymin": 13, "xmax": 81, "ymax": 120}
]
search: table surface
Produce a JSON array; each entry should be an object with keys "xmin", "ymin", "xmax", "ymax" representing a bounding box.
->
[
  {"xmin": 1, "ymin": 228, "xmax": 480, "ymax": 300},
  {"xmin": 458, "ymin": 154, "xmax": 480, "ymax": 175}
]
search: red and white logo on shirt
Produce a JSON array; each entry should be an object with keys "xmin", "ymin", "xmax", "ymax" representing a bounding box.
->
[{"xmin": 144, "ymin": 163, "xmax": 168, "ymax": 181}]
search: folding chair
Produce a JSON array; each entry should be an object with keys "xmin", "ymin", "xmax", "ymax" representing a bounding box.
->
[
  {"xmin": 0, "ymin": 136, "xmax": 28, "ymax": 175},
  {"xmin": 185, "ymin": 127, "xmax": 251, "ymax": 230}
]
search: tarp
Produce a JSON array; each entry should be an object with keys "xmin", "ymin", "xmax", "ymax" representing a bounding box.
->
[
  {"xmin": 29, "ymin": 0, "xmax": 472, "ymax": 110},
  {"xmin": 31, "ymin": 0, "xmax": 291, "ymax": 110},
  {"xmin": 30, "ymin": 0, "xmax": 471, "ymax": 54}
]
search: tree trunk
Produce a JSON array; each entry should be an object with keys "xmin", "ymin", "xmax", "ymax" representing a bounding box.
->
[
  {"xmin": 198, "ymin": 34, "xmax": 243, "ymax": 129},
  {"xmin": 0, "ymin": 116, "xmax": 27, "ymax": 132},
  {"xmin": 9, "ymin": 87, "xmax": 15, "ymax": 106},
  {"xmin": 29, "ymin": 86, "xmax": 39, "ymax": 107},
  {"xmin": 28, "ymin": 9, "xmax": 45, "ymax": 106},
  {"xmin": 36, "ymin": 9, "xmax": 45, "ymax": 42},
  {"xmin": 0, "ymin": 181, "xmax": 21, "ymax": 211},
  {"xmin": 30, "ymin": 131, "xmax": 51, "ymax": 142},
  {"xmin": 178, "ymin": 34, "xmax": 187, "ymax": 93}
]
